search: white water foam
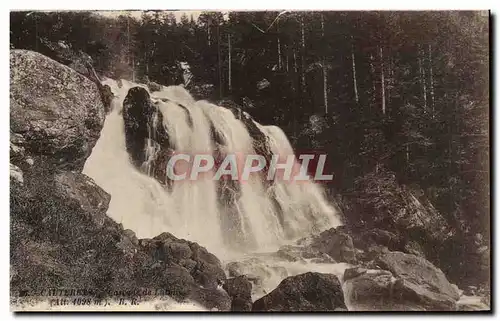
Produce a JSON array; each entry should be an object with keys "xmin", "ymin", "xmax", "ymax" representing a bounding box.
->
[{"xmin": 84, "ymin": 78, "xmax": 341, "ymax": 260}]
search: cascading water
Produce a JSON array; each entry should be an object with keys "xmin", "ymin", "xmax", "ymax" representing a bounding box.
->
[
  {"xmin": 83, "ymin": 79, "xmax": 176, "ymax": 239},
  {"xmin": 83, "ymin": 78, "xmax": 351, "ymax": 305},
  {"xmin": 84, "ymin": 78, "xmax": 341, "ymax": 257}
]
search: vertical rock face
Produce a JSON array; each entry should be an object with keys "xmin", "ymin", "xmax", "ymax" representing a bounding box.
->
[
  {"xmin": 122, "ymin": 86, "xmax": 155, "ymax": 168},
  {"xmin": 122, "ymin": 86, "xmax": 171, "ymax": 183},
  {"xmin": 252, "ymin": 272, "xmax": 346, "ymax": 311},
  {"xmin": 10, "ymin": 49, "xmax": 105, "ymax": 172}
]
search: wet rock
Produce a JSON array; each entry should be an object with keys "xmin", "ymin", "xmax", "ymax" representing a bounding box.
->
[
  {"xmin": 276, "ymin": 245, "xmax": 306, "ymax": 262},
  {"xmin": 227, "ymin": 261, "xmax": 245, "ymax": 277},
  {"xmin": 123, "ymin": 229, "xmax": 139, "ymax": 246},
  {"xmin": 122, "ymin": 86, "xmax": 170, "ymax": 182},
  {"xmin": 344, "ymin": 268, "xmax": 400, "ymax": 310},
  {"xmin": 100, "ymin": 84, "xmax": 114, "ymax": 113},
  {"xmin": 147, "ymin": 81, "xmax": 162, "ymax": 92},
  {"xmin": 252, "ymin": 272, "xmax": 346, "ymax": 311},
  {"xmin": 122, "ymin": 86, "xmax": 156, "ymax": 168},
  {"xmin": 276, "ymin": 244, "xmax": 331, "ymax": 263},
  {"xmin": 10, "ymin": 50, "xmax": 105, "ymax": 172},
  {"xmin": 343, "ymin": 266, "xmax": 368, "ymax": 281},
  {"xmin": 223, "ymin": 276, "xmax": 253, "ymax": 311},
  {"xmin": 189, "ymin": 286, "xmax": 231, "ymax": 311},
  {"xmin": 226, "ymin": 258, "xmax": 288, "ymax": 282}
]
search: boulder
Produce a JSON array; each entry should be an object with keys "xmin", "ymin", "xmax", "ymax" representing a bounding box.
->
[
  {"xmin": 376, "ymin": 251, "xmax": 460, "ymax": 304},
  {"xmin": 353, "ymin": 228, "xmax": 403, "ymax": 251},
  {"xmin": 11, "ymin": 167, "xmax": 228, "ymax": 308},
  {"xmin": 223, "ymin": 276, "xmax": 253, "ymax": 311},
  {"xmin": 10, "ymin": 50, "xmax": 105, "ymax": 171},
  {"xmin": 9, "ymin": 51, "xmax": 230, "ymax": 311},
  {"xmin": 189, "ymin": 286, "xmax": 231, "ymax": 311},
  {"xmin": 252, "ymin": 272, "xmax": 346, "ymax": 311},
  {"xmin": 10, "ymin": 167, "xmax": 131, "ymax": 296},
  {"xmin": 225, "ymin": 258, "xmax": 288, "ymax": 283},
  {"xmin": 343, "ymin": 251, "xmax": 460, "ymax": 311},
  {"xmin": 343, "ymin": 268, "xmax": 405, "ymax": 311},
  {"xmin": 138, "ymin": 232, "xmax": 226, "ymax": 289},
  {"xmin": 310, "ymin": 227, "xmax": 356, "ymax": 263}
]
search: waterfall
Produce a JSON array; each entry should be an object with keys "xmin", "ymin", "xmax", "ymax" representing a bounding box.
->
[{"xmin": 83, "ymin": 78, "xmax": 341, "ymax": 259}]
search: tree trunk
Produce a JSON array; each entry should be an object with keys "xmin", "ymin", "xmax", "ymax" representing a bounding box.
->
[
  {"xmin": 380, "ymin": 47, "xmax": 386, "ymax": 115},
  {"xmin": 217, "ymin": 24, "xmax": 222, "ymax": 98},
  {"xmin": 300, "ymin": 15, "xmax": 306, "ymax": 93},
  {"xmin": 127, "ymin": 16, "xmax": 130, "ymax": 65},
  {"xmin": 418, "ymin": 45, "xmax": 427, "ymax": 110},
  {"xmin": 286, "ymin": 44, "xmax": 289, "ymax": 72},
  {"xmin": 388, "ymin": 55, "xmax": 394, "ymax": 107},
  {"xmin": 207, "ymin": 17, "xmax": 212, "ymax": 46},
  {"xmin": 351, "ymin": 42, "xmax": 359, "ymax": 104},
  {"xmin": 369, "ymin": 53, "xmax": 376, "ymax": 106},
  {"xmin": 277, "ymin": 23, "xmax": 282, "ymax": 70},
  {"xmin": 228, "ymin": 33, "xmax": 232, "ymax": 92},
  {"xmin": 406, "ymin": 144, "xmax": 410, "ymax": 166},
  {"xmin": 323, "ymin": 58, "xmax": 328, "ymax": 114},
  {"xmin": 428, "ymin": 44, "xmax": 435, "ymax": 117},
  {"xmin": 321, "ymin": 14, "xmax": 328, "ymax": 113},
  {"xmin": 293, "ymin": 51, "xmax": 298, "ymax": 74},
  {"xmin": 422, "ymin": 50, "xmax": 427, "ymax": 110},
  {"xmin": 132, "ymin": 55, "xmax": 135, "ymax": 82}
]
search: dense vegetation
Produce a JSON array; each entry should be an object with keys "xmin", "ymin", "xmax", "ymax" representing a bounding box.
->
[{"xmin": 10, "ymin": 10, "xmax": 489, "ymax": 288}]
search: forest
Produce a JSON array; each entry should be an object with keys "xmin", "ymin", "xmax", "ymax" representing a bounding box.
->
[{"xmin": 10, "ymin": 10, "xmax": 490, "ymax": 288}]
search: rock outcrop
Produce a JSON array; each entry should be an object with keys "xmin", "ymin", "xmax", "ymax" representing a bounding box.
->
[
  {"xmin": 139, "ymin": 232, "xmax": 226, "ymax": 289},
  {"xmin": 9, "ymin": 50, "xmax": 229, "ymax": 311},
  {"xmin": 10, "ymin": 49, "xmax": 105, "ymax": 172},
  {"xmin": 343, "ymin": 251, "xmax": 461, "ymax": 311},
  {"xmin": 310, "ymin": 226, "xmax": 357, "ymax": 263},
  {"xmin": 252, "ymin": 272, "xmax": 346, "ymax": 312},
  {"xmin": 11, "ymin": 164, "xmax": 230, "ymax": 309}
]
